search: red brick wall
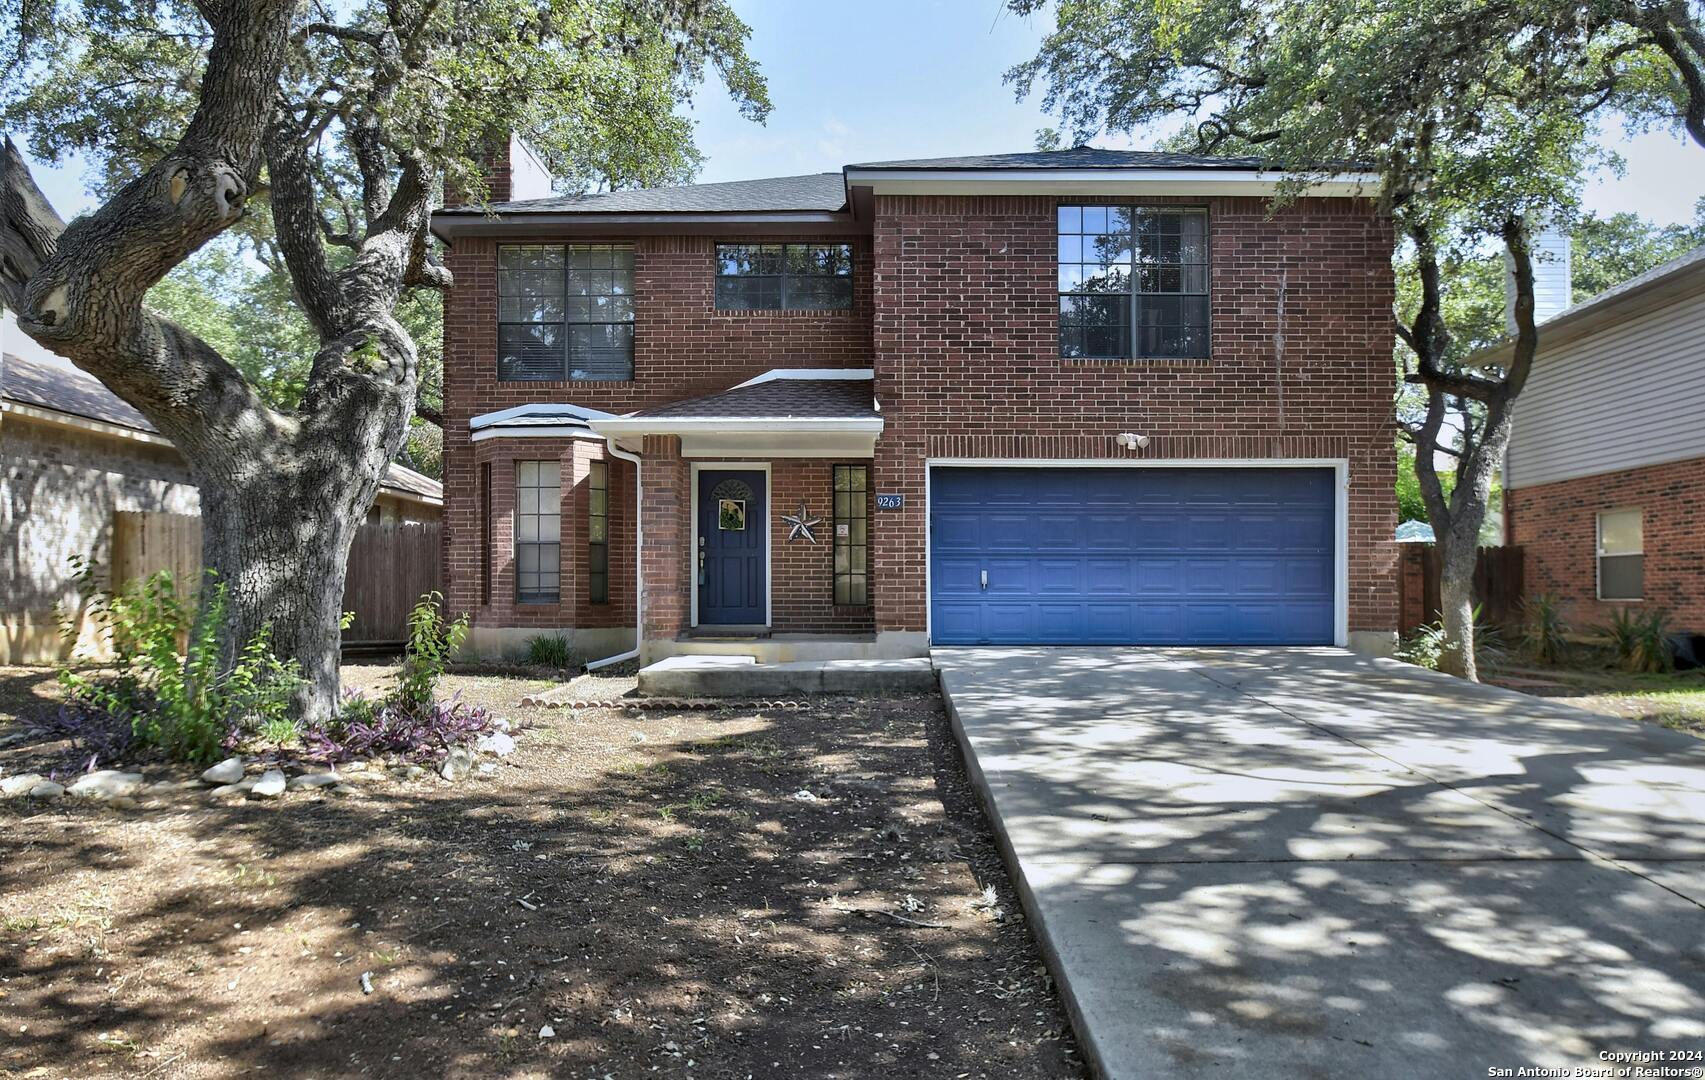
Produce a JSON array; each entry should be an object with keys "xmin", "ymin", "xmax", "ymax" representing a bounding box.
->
[
  {"xmin": 870, "ymin": 193, "xmax": 1399, "ymax": 637},
  {"xmin": 1507, "ymin": 457, "xmax": 1705, "ymax": 632},
  {"xmin": 455, "ymin": 437, "xmax": 635, "ymax": 632},
  {"xmin": 768, "ymin": 461, "xmax": 875, "ymax": 634},
  {"xmin": 441, "ymin": 235, "xmax": 872, "ymax": 633}
]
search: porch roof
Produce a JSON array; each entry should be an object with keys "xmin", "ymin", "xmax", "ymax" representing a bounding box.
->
[{"xmin": 590, "ymin": 369, "xmax": 882, "ymax": 458}]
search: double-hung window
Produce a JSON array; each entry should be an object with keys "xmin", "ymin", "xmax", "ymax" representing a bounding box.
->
[
  {"xmin": 1597, "ymin": 509, "xmax": 1643, "ymax": 601},
  {"xmin": 515, "ymin": 461, "xmax": 560, "ymax": 604},
  {"xmin": 833, "ymin": 465, "xmax": 869, "ymax": 606},
  {"xmin": 1058, "ymin": 206, "xmax": 1209, "ymax": 360},
  {"xmin": 588, "ymin": 461, "xmax": 609, "ymax": 604},
  {"xmin": 716, "ymin": 243, "xmax": 853, "ymax": 310},
  {"xmin": 498, "ymin": 244, "xmax": 635, "ymax": 381}
]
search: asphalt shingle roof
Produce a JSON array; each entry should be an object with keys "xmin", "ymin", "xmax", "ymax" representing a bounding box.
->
[
  {"xmin": 1542, "ymin": 243, "xmax": 1705, "ymax": 327},
  {"xmin": 848, "ymin": 147, "xmax": 1275, "ymax": 170},
  {"xmin": 2, "ymin": 351, "xmax": 442, "ymax": 502},
  {"xmin": 628, "ymin": 377, "xmax": 876, "ymax": 420},
  {"xmin": 443, "ymin": 172, "xmax": 847, "ymax": 215}
]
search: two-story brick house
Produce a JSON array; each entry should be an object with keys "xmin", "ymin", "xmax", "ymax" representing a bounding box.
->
[{"xmin": 432, "ymin": 147, "xmax": 1399, "ymax": 664}]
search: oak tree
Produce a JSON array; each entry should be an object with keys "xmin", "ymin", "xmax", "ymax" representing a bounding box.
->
[{"xmin": 1, "ymin": 0, "xmax": 768, "ymax": 719}]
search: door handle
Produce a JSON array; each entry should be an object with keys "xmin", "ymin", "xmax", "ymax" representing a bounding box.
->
[
  {"xmin": 698, "ymin": 536, "xmax": 706, "ymax": 585},
  {"xmin": 980, "ymin": 569, "xmax": 988, "ymax": 591}
]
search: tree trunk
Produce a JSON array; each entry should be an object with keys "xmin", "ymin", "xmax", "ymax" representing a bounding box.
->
[{"xmin": 1435, "ymin": 523, "xmax": 1481, "ymax": 680}]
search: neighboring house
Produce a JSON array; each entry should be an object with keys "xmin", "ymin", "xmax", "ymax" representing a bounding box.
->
[
  {"xmin": 431, "ymin": 146, "xmax": 1399, "ymax": 663},
  {"xmin": 1504, "ymin": 244, "xmax": 1705, "ymax": 634},
  {"xmin": 1, "ymin": 308, "xmax": 443, "ymax": 664}
]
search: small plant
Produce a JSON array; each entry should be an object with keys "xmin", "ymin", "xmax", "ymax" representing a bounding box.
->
[
  {"xmin": 1519, "ymin": 593, "xmax": 1570, "ymax": 666},
  {"xmin": 53, "ymin": 561, "xmax": 305, "ymax": 765},
  {"xmin": 525, "ymin": 635, "xmax": 573, "ymax": 668},
  {"xmin": 301, "ymin": 696, "xmax": 496, "ymax": 764},
  {"xmin": 25, "ymin": 702, "xmax": 135, "ymax": 774},
  {"xmin": 394, "ymin": 592, "xmax": 469, "ymax": 715},
  {"xmin": 1607, "ymin": 607, "xmax": 1673, "ymax": 674},
  {"xmin": 1395, "ymin": 605, "xmax": 1503, "ymax": 672}
]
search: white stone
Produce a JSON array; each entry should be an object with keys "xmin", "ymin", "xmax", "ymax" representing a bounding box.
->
[
  {"xmin": 67, "ymin": 770, "xmax": 145, "ymax": 799},
  {"xmin": 249, "ymin": 770, "xmax": 287, "ymax": 798},
  {"xmin": 1, "ymin": 773, "xmax": 46, "ymax": 797},
  {"xmin": 209, "ymin": 778, "xmax": 257, "ymax": 798},
  {"xmin": 201, "ymin": 757, "xmax": 246, "ymax": 785},
  {"xmin": 29, "ymin": 781, "xmax": 64, "ymax": 799},
  {"xmin": 438, "ymin": 748, "xmax": 474, "ymax": 781},
  {"xmin": 476, "ymin": 732, "xmax": 516, "ymax": 758},
  {"xmin": 493, "ymin": 718, "xmax": 512, "ymax": 733},
  {"xmin": 287, "ymin": 772, "xmax": 341, "ymax": 791},
  {"xmin": 476, "ymin": 762, "xmax": 499, "ymax": 779}
]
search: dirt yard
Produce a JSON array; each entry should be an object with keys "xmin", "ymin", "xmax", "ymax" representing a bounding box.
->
[
  {"xmin": 0, "ymin": 664, "xmax": 1082, "ymax": 1079},
  {"xmin": 1486, "ymin": 661, "xmax": 1705, "ymax": 738}
]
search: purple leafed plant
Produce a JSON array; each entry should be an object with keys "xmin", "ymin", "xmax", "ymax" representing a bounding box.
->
[
  {"xmin": 28, "ymin": 702, "xmax": 137, "ymax": 776},
  {"xmin": 301, "ymin": 692, "xmax": 497, "ymax": 764}
]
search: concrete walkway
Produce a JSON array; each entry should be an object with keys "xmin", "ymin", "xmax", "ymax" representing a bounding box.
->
[{"xmin": 935, "ymin": 647, "xmax": 1705, "ymax": 1080}]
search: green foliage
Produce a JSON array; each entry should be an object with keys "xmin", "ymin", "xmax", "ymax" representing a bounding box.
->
[
  {"xmin": 525, "ymin": 635, "xmax": 573, "ymax": 669},
  {"xmin": 1571, "ymin": 203, "xmax": 1705, "ymax": 299},
  {"xmin": 1396, "ymin": 606, "xmax": 1503, "ymax": 672},
  {"xmin": 1519, "ymin": 594, "xmax": 1571, "ymax": 666},
  {"xmin": 1607, "ymin": 608, "xmax": 1674, "ymax": 675},
  {"xmin": 57, "ymin": 562, "xmax": 305, "ymax": 764},
  {"xmin": 395, "ymin": 592, "xmax": 469, "ymax": 715}
]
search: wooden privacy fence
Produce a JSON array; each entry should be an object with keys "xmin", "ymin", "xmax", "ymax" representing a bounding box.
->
[
  {"xmin": 113, "ymin": 512, "xmax": 442, "ymax": 646},
  {"xmin": 1398, "ymin": 543, "xmax": 1525, "ymax": 635}
]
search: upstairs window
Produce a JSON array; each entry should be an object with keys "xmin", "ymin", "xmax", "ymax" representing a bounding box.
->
[
  {"xmin": 716, "ymin": 243, "xmax": 853, "ymax": 310},
  {"xmin": 1597, "ymin": 509, "xmax": 1643, "ymax": 601},
  {"xmin": 498, "ymin": 244, "xmax": 634, "ymax": 381},
  {"xmin": 1058, "ymin": 206, "xmax": 1209, "ymax": 360}
]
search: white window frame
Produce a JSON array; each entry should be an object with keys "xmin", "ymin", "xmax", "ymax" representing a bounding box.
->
[{"xmin": 1595, "ymin": 508, "xmax": 1644, "ymax": 602}]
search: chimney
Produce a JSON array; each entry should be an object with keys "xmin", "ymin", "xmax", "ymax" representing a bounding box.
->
[
  {"xmin": 1505, "ymin": 223, "xmax": 1572, "ymax": 332},
  {"xmin": 444, "ymin": 133, "xmax": 553, "ymax": 208}
]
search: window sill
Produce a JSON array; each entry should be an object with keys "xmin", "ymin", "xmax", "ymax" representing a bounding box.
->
[
  {"xmin": 1063, "ymin": 355, "xmax": 1214, "ymax": 367},
  {"xmin": 496, "ymin": 377, "xmax": 635, "ymax": 386},
  {"xmin": 712, "ymin": 308, "xmax": 857, "ymax": 317}
]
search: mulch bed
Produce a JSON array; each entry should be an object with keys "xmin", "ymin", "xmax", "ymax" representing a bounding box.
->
[{"xmin": 0, "ymin": 664, "xmax": 1083, "ymax": 1078}]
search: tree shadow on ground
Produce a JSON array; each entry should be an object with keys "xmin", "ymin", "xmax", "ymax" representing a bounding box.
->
[{"xmin": 0, "ymin": 692, "xmax": 1081, "ymax": 1079}]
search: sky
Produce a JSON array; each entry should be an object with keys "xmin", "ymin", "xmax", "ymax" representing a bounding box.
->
[{"xmin": 18, "ymin": 0, "xmax": 1705, "ymax": 226}]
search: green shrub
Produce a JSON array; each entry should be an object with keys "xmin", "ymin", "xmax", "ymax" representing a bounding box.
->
[
  {"xmin": 1519, "ymin": 593, "xmax": 1570, "ymax": 666},
  {"xmin": 525, "ymin": 635, "xmax": 573, "ymax": 668},
  {"xmin": 1607, "ymin": 607, "xmax": 1673, "ymax": 674},
  {"xmin": 56, "ymin": 560, "xmax": 304, "ymax": 764},
  {"xmin": 1395, "ymin": 605, "xmax": 1503, "ymax": 672},
  {"xmin": 394, "ymin": 592, "xmax": 469, "ymax": 715}
]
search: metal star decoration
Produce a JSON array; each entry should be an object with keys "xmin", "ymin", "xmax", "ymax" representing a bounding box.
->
[{"xmin": 781, "ymin": 501, "xmax": 823, "ymax": 543}]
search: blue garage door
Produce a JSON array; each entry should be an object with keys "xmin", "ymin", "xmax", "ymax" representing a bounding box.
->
[{"xmin": 930, "ymin": 467, "xmax": 1335, "ymax": 645}]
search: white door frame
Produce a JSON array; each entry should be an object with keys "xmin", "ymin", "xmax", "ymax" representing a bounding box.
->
[
  {"xmin": 689, "ymin": 461, "xmax": 773, "ymax": 629},
  {"xmin": 923, "ymin": 458, "xmax": 1351, "ymax": 648}
]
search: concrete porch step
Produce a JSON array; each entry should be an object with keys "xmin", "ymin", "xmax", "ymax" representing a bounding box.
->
[{"xmin": 637, "ymin": 654, "xmax": 937, "ymax": 697}]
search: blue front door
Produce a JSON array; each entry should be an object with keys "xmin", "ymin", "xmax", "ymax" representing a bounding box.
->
[
  {"xmin": 698, "ymin": 469, "xmax": 767, "ymax": 625},
  {"xmin": 930, "ymin": 467, "xmax": 1336, "ymax": 645}
]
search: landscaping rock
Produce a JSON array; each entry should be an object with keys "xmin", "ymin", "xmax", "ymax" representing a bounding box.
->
[
  {"xmin": 201, "ymin": 757, "xmax": 246, "ymax": 785},
  {"xmin": 68, "ymin": 770, "xmax": 145, "ymax": 800},
  {"xmin": 438, "ymin": 748, "xmax": 474, "ymax": 782},
  {"xmin": 475, "ymin": 731, "xmax": 516, "ymax": 758},
  {"xmin": 1, "ymin": 773, "xmax": 47, "ymax": 797},
  {"xmin": 476, "ymin": 762, "xmax": 499, "ymax": 779},
  {"xmin": 288, "ymin": 772, "xmax": 341, "ymax": 791},
  {"xmin": 249, "ymin": 770, "xmax": 287, "ymax": 798},
  {"xmin": 209, "ymin": 778, "xmax": 257, "ymax": 799},
  {"xmin": 29, "ymin": 781, "xmax": 64, "ymax": 799},
  {"xmin": 0, "ymin": 729, "xmax": 32, "ymax": 749}
]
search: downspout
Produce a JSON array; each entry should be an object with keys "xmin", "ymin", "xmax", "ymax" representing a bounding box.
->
[{"xmin": 585, "ymin": 436, "xmax": 643, "ymax": 672}]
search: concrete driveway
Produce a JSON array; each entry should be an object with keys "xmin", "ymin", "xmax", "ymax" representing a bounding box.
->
[{"xmin": 934, "ymin": 648, "xmax": 1705, "ymax": 1080}]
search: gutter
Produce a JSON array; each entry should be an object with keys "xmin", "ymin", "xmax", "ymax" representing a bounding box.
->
[
  {"xmin": 584, "ymin": 437, "xmax": 644, "ymax": 673},
  {"xmin": 588, "ymin": 416, "xmax": 884, "ymax": 435}
]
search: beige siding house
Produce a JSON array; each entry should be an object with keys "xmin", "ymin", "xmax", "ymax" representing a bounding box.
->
[
  {"xmin": 1504, "ymin": 246, "xmax": 1705, "ymax": 634},
  {"xmin": 2, "ymin": 309, "xmax": 442, "ymax": 664}
]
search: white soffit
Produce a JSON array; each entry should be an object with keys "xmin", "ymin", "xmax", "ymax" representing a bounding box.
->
[{"xmin": 844, "ymin": 168, "xmax": 1381, "ymax": 199}]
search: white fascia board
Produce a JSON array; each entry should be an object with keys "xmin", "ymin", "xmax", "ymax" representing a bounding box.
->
[
  {"xmin": 0, "ymin": 399, "xmax": 173, "ymax": 447},
  {"xmin": 470, "ymin": 426, "xmax": 607, "ymax": 443},
  {"xmin": 468, "ymin": 401, "xmax": 616, "ymax": 430},
  {"xmin": 733, "ymin": 368, "xmax": 875, "ymax": 388},
  {"xmin": 844, "ymin": 168, "xmax": 1381, "ymax": 199},
  {"xmin": 590, "ymin": 416, "xmax": 883, "ymax": 434}
]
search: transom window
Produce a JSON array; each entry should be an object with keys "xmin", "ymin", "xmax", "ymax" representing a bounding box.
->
[
  {"xmin": 716, "ymin": 243, "xmax": 853, "ymax": 310},
  {"xmin": 498, "ymin": 244, "xmax": 634, "ymax": 381},
  {"xmin": 515, "ymin": 461, "xmax": 561, "ymax": 604},
  {"xmin": 1597, "ymin": 509, "xmax": 1643, "ymax": 601},
  {"xmin": 1058, "ymin": 206, "xmax": 1209, "ymax": 360},
  {"xmin": 833, "ymin": 465, "xmax": 869, "ymax": 607},
  {"xmin": 588, "ymin": 461, "xmax": 609, "ymax": 604}
]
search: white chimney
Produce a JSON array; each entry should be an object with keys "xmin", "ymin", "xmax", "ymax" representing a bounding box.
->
[
  {"xmin": 1505, "ymin": 223, "xmax": 1572, "ymax": 332},
  {"xmin": 507, "ymin": 135, "xmax": 555, "ymax": 202}
]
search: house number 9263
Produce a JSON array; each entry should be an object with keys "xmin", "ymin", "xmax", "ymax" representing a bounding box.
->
[{"xmin": 876, "ymin": 494, "xmax": 904, "ymax": 510}]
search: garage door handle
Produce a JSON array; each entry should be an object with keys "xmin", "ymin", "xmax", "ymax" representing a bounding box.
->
[{"xmin": 980, "ymin": 569, "xmax": 988, "ymax": 591}]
